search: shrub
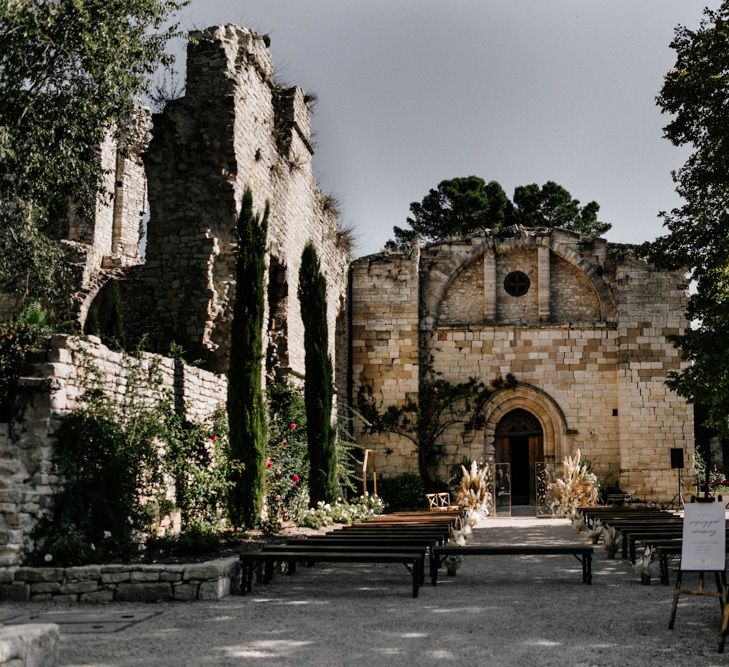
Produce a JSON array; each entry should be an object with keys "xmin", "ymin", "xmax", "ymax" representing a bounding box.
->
[
  {"xmin": 164, "ymin": 407, "xmax": 239, "ymax": 532},
  {"xmin": 377, "ymin": 473, "xmax": 427, "ymax": 511},
  {"xmin": 261, "ymin": 383, "xmax": 309, "ymax": 534},
  {"xmin": 144, "ymin": 522, "xmax": 223, "ymax": 560},
  {"xmin": 297, "ymin": 496, "xmax": 386, "ymax": 530}
]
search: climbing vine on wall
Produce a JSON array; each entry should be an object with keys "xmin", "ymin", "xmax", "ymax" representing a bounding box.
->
[{"xmin": 357, "ymin": 369, "xmax": 517, "ymax": 489}]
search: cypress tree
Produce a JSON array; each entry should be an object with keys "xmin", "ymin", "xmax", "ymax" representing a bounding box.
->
[
  {"xmin": 298, "ymin": 242, "xmax": 337, "ymax": 504},
  {"xmin": 227, "ymin": 188, "xmax": 269, "ymax": 528}
]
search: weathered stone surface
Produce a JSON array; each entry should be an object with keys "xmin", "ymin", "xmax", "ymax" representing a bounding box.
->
[
  {"xmin": 198, "ymin": 578, "xmax": 229, "ymax": 600},
  {"xmin": 0, "ymin": 623, "xmax": 59, "ymax": 667},
  {"xmin": 29, "ymin": 582, "xmax": 62, "ymax": 594},
  {"xmin": 0, "ymin": 568, "xmax": 16, "ymax": 583},
  {"xmin": 114, "ymin": 582, "xmax": 173, "ymax": 602},
  {"xmin": 14, "ymin": 568, "xmax": 64, "ymax": 583},
  {"xmin": 65, "ymin": 565, "xmax": 101, "ymax": 581},
  {"xmin": 159, "ymin": 571, "xmax": 182, "ymax": 582},
  {"xmin": 100, "ymin": 565, "xmax": 133, "ymax": 574},
  {"xmin": 130, "ymin": 570, "xmax": 161, "ymax": 583},
  {"xmin": 80, "ymin": 589, "xmax": 114, "ymax": 603},
  {"xmin": 173, "ymin": 582, "xmax": 199, "ymax": 600},
  {"xmin": 182, "ymin": 563, "xmax": 222, "ymax": 581},
  {"xmin": 60, "ymin": 580, "xmax": 99, "ymax": 595},
  {"xmin": 0, "ymin": 583, "xmax": 28, "ymax": 602},
  {"xmin": 100, "ymin": 572, "xmax": 131, "ymax": 584}
]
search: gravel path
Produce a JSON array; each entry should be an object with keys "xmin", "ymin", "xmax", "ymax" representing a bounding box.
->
[{"xmin": 2, "ymin": 517, "xmax": 728, "ymax": 666}]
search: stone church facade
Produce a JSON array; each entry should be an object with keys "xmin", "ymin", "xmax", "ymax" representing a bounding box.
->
[{"xmin": 352, "ymin": 229, "xmax": 693, "ymax": 503}]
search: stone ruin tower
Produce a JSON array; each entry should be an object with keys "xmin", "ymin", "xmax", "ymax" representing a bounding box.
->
[{"xmin": 90, "ymin": 25, "xmax": 351, "ymax": 381}]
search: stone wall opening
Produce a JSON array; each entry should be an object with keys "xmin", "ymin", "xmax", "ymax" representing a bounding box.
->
[{"xmin": 494, "ymin": 408, "xmax": 543, "ymax": 505}]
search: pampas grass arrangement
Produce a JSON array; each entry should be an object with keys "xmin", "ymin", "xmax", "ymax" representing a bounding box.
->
[
  {"xmin": 454, "ymin": 460, "xmax": 493, "ymax": 516},
  {"xmin": 547, "ymin": 449, "xmax": 599, "ymax": 517}
]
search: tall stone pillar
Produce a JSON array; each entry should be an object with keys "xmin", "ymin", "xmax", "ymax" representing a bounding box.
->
[{"xmin": 537, "ymin": 244, "xmax": 550, "ymax": 322}]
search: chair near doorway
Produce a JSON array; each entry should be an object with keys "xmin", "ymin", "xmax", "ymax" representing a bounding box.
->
[{"xmin": 426, "ymin": 492, "xmax": 457, "ymax": 511}]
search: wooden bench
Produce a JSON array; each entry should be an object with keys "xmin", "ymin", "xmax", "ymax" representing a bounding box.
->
[
  {"xmin": 259, "ymin": 543, "xmax": 427, "ymax": 584},
  {"xmin": 240, "ymin": 550, "xmax": 425, "ymax": 597},
  {"xmin": 430, "ymin": 544, "xmax": 594, "ymax": 585},
  {"xmin": 285, "ymin": 536, "xmax": 439, "ymax": 578}
]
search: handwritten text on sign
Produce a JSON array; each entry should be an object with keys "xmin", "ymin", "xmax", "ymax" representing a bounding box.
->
[{"xmin": 681, "ymin": 501, "xmax": 726, "ymax": 571}]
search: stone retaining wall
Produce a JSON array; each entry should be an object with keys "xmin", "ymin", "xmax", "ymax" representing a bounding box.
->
[
  {"xmin": 0, "ymin": 335, "xmax": 227, "ymax": 566},
  {"xmin": 0, "ymin": 558, "xmax": 240, "ymax": 603}
]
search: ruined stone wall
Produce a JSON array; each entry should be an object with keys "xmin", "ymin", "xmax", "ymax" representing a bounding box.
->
[
  {"xmin": 615, "ymin": 258, "xmax": 692, "ymax": 500},
  {"xmin": 0, "ymin": 335, "xmax": 226, "ymax": 566},
  {"xmin": 350, "ymin": 253, "xmax": 420, "ymax": 473},
  {"xmin": 351, "ymin": 227, "xmax": 692, "ymax": 502},
  {"xmin": 142, "ymin": 25, "xmax": 350, "ymax": 378}
]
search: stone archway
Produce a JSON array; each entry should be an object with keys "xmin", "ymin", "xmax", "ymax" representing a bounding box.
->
[{"xmin": 481, "ymin": 383, "xmax": 569, "ymax": 474}]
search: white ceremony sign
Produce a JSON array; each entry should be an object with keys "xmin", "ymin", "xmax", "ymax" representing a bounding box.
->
[{"xmin": 681, "ymin": 501, "xmax": 726, "ymax": 571}]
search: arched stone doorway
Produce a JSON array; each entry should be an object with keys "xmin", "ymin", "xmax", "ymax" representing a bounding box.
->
[{"xmin": 494, "ymin": 409, "xmax": 543, "ymax": 505}]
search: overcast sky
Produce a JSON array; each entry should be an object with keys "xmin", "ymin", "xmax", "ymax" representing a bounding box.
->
[{"xmin": 167, "ymin": 1, "xmax": 719, "ymax": 257}]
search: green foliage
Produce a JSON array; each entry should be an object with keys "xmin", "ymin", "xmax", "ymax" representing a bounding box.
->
[
  {"xmin": 377, "ymin": 473, "xmax": 428, "ymax": 511},
  {"xmin": 0, "ymin": 0, "xmax": 185, "ymax": 307},
  {"xmin": 0, "ymin": 201, "xmax": 70, "ymax": 307},
  {"xmin": 298, "ymin": 243, "xmax": 338, "ymax": 504},
  {"xmin": 641, "ymin": 3, "xmax": 729, "ymax": 435},
  {"xmin": 388, "ymin": 176, "xmax": 610, "ymax": 249},
  {"xmin": 30, "ymin": 349, "xmax": 170, "ymax": 566},
  {"xmin": 29, "ymin": 344, "xmax": 235, "ymax": 566},
  {"xmin": 358, "ymin": 369, "xmax": 503, "ymax": 488},
  {"xmin": 296, "ymin": 496, "xmax": 386, "ymax": 530},
  {"xmin": 144, "ymin": 522, "xmax": 223, "ymax": 560},
  {"xmin": 227, "ymin": 188, "xmax": 269, "ymax": 528},
  {"xmin": 0, "ymin": 301, "xmax": 52, "ymax": 419},
  {"xmin": 164, "ymin": 407, "xmax": 239, "ymax": 531},
  {"xmin": 391, "ymin": 177, "xmax": 510, "ymax": 247},
  {"xmin": 261, "ymin": 383, "xmax": 309, "ymax": 535},
  {"xmin": 511, "ymin": 181, "xmax": 610, "ymax": 238}
]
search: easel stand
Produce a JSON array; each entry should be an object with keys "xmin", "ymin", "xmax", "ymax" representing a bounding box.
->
[{"xmin": 667, "ymin": 495, "xmax": 728, "ymax": 652}]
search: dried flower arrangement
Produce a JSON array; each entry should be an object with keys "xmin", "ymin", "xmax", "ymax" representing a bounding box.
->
[
  {"xmin": 547, "ymin": 450, "xmax": 599, "ymax": 517},
  {"xmin": 633, "ymin": 546, "xmax": 654, "ymax": 584},
  {"xmin": 454, "ymin": 460, "xmax": 493, "ymax": 517}
]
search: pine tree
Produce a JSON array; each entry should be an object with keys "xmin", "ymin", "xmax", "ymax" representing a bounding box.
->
[
  {"xmin": 298, "ymin": 243, "xmax": 337, "ymax": 504},
  {"xmin": 227, "ymin": 188, "xmax": 268, "ymax": 528}
]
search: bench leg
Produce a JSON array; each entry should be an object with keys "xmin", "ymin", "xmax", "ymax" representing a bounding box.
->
[
  {"xmin": 412, "ymin": 560, "xmax": 420, "ymax": 598},
  {"xmin": 242, "ymin": 561, "xmax": 254, "ymax": 595},
  {"xmin": 431, "ymin": 556, "xmax": 441, "ymax": 586},
  {"xmin": 622, "ymin": 533, "xmax": 628, "ymax": 559},
  {"xmin": 668, "ymin": 570, "xmax": 682, "ymax": 630},
  {"xmin": 586, "ymin": 553, "xmax": 592, "ymax": 585}
]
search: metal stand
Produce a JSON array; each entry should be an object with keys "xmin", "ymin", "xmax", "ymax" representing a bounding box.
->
[{"xmin": 663, "ymin": 468, "xmax": 684, "ymax": 510}]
